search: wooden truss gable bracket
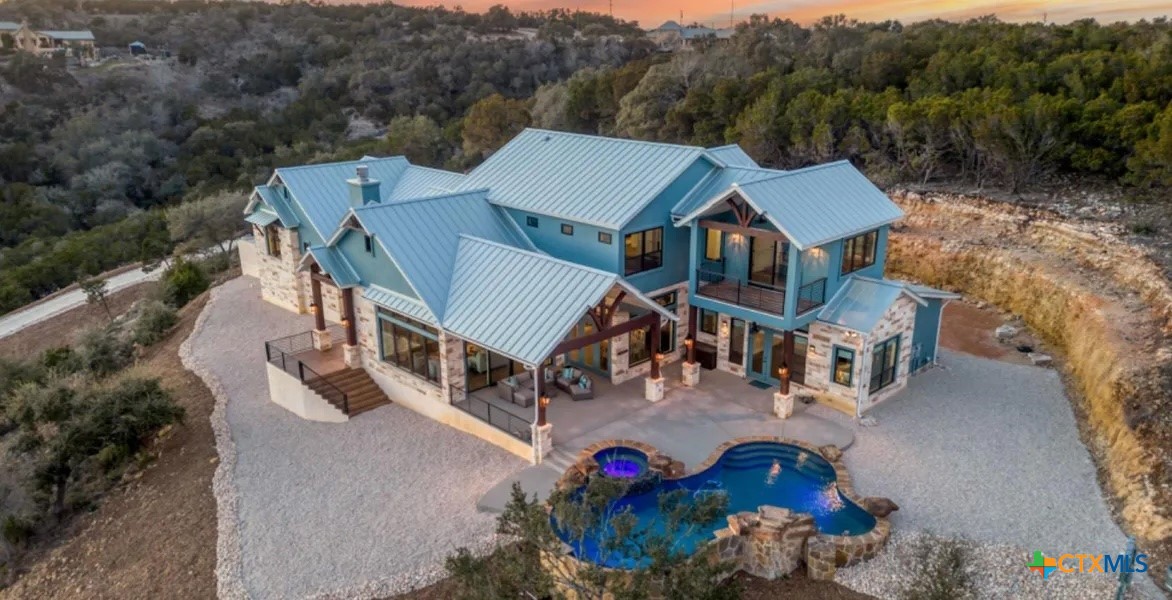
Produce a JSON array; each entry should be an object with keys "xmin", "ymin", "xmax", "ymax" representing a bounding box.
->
[
  {"xmin": 586, "ymin": 290, "xmax": 627, "ymax": 330},
  {"xmin": 725, "ymin": 195, "xmax": 757, "ymax": 228}
]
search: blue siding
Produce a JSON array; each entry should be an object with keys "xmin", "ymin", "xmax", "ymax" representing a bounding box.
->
[
  {"xmin": 912, "ymin": 298, "xmax": 945, "ymax": 370},
  {"xmin": 505, "ymin": 208, "xmax": 619, "ymax": 273},
  {"xmin": 623, "ymin": 158, "xmax": 717, "ymax": 293},
  {"xmin": 336, "ymin": 229, "xmax": 418, "ymax": 298}
]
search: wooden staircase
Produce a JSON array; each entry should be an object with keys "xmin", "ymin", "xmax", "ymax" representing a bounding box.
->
[{"xmin": 305, "ymin": 368, "xmax": 391, "ymax": 417}]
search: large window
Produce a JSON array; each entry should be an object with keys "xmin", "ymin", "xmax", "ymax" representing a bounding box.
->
[
  {"xmin": 264, "ymin": 224, "xmax": 281, "ymax": 257},
  {"xmin": 704, "ymin": 229, "xmax": 723, "ymax": 261},
  {"xmin": 699, "ymin": 309, "xmax": 717, "ymax": 335},
  {"xmin": 624, "ymin": 227, "xmax": 663, "ymax": 275},
  {"xmin": 729, "ymin": 318, "xmax": 746, "ymax": 366},
  {"xmin": 655, "ymin": 292, "xmax": 676, "ymax": 353},
  {"xmin": 377, "ymin": 309, "xmax": 440, "ymax": 384},
  {"xmin": 628, "ymin": 292, "xmax": 677, "ymax": 367},
  {"xmin": 841, "ymin": 230, "xmax": 878, "ymax": 274},
  {"xmin": 832, "ymin": 346, "xmax": 855, "ymax": 386},
  {"xmin": 869, "ymin": 336, "xmax": 900, "ymax": 393},
  {"xmin": 749, "ymin": 238, "xmax": 789, "ymax": 287}
]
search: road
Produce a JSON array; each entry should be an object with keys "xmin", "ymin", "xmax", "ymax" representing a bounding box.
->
[{"xmin": 0, "ymin": 266, "xmax": 164, "ymax": 340}]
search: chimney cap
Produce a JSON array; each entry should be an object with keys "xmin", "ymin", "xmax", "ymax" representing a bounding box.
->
[{"xmin": 355, "ymin": 164, "xmax": 370, "ymax": 181}]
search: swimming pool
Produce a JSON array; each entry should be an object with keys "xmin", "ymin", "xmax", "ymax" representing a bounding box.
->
[{"xmin": 554, "ymin": 441, "xmax": 876, "ymax": 569}]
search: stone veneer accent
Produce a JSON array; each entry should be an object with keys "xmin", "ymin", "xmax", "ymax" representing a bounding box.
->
[
  {"xmin": 253, "ymin": 225, "xmax": 305, "ymax": 314},
  {"xmin": 549, "ymin": 436, "xmax": 892, "ymax": 591},
  {"xmin": 609, "ymin": 282, "xmax": 689, "ymax": 385},
  {"xmin": 715, "ymin": 313, "xmax": 747, "ymax": 377},
  {"xmin": 352, "ymin": 292, "xmax": 447, "ymax": 403},
  {"xmin": 799, "ymin": 294, "xmax": 918, "ymax": 415}
]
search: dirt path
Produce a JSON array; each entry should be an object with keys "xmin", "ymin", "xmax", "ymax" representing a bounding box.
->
[{"xmin": 0, "ymin": 295, "xmax": 218, "ymax": 600}]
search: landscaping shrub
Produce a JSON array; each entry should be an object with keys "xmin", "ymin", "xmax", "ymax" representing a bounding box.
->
[
  {"xmin": 131, "ymin": 300, "xmax": 178, "ymax": 346},
  {"xmin": 1, "ymin": 515, "xmax": 34, "ymax": 548},
  {"xmin": 160, "ymin": 258, "xmax": 209, "ymax": 308},
  {"xmin": 899, "ymin": 536, "xmax": 976, "ymax": 600},
  {"xmin": 39, "ymin": 347, "xmax": 77, "ymax": 372},
  {"xmin": 75, "ymin": 328, "xmax": 135, "ymax": 377}
]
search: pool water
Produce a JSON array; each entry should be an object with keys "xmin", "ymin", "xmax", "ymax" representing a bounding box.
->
[
  {"xmin": 555, "ymin": 442, "xmax": 876, "ymax": 569},
  {"xmin": 594, "ymin": 447, "xmax": 649, "ymax": 479}
]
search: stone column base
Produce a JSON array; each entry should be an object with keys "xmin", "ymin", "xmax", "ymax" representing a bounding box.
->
[
  {"xmin": 532, "ymin": 423, "xmax": 554, "ymax": 464},
  {"xmin": 342, "ymin": 344, "xmax": 361, "ymax": 368},
  {"xmin": 311, "ymin": 328, "xmax": 333, "ymax": 351},
  {"xmin": 645, "ymin": 376, "xmax": 665, "ymax": 402},
  {"xmin": 682, "ymin": 361, "xmax": 700, "ymax": 387},
  {"xmin": 774, "ymin": 392, "xmax": 794, "ymax": 419},
  {"xmin": 805, "ymin": 536, "xmax": 837, "ymax": 581}
]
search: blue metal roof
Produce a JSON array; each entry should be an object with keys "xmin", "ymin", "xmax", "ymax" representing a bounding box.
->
[
  {"xmin": 817, "ymin": 277, "xmax": 927, "ymax": 333},
  {"xmin": 300, "ymin": 246, "xmax": 361, "ymax": 288},
  {"xmin": 0, "ymin": 22, "xmax": 21, "ymax": 31},
  {"xmin": 671, "ymin": 166, "xmax": 784, "ymax": 218},
  {"xmin": 252, "ymin": 185, "xmax": 300, "ymax": 228},
  {"xmin": 706, "ymin": 145, "xmax": 759, "ymax": 168},
  {"xmin": 363, "ymin": 285, "xmax": 437, "ymax": 325},
  {"xmin": 456, "ymin": 128, "xmax": 713, "ymax": 229},
  {"xmin": 274, "ymin": 158, "xmax": 465, "ymax": 241},
  {"xmin": 244, "ymin": 210, "xmax": 279, "ymax": 227},
  {"xmin": 349, "ymin": 190, "xmax": 534, "ymax": 320},
  {"xmin": 442, "ymin": 237, "xmax": 677, "ymax": 366},
  {"xmin": 675, "ymin": 161, "xmax": 904, "ymax": 250},
  {"xmin": 41, "ymin": 30, "xmax": 95, "ymax": 41}
]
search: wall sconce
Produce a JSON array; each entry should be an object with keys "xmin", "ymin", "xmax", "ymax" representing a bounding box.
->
[
  {"xmin": 684, "ymin": 338, "xmax": 694, "ymax": 350},
  {"xmin": 539, "ymin": 395, "xmax": 551, "ymax": 408},
  {"xmin": 341, "ymin": 317, "xmax": 351, "ymax": 330},
  {"xmin": 720, "ymin": 321, "xmax": 730, "ymax": 337},
  {"xmin": 655, "ymin": 353, "xmax": 665, "ymax": 362},
  {"xmin": 778, "ymin": 365, "xmax": 790, "ymax": 381},
  {"xmin": 309, "ymin": 302, "xmax": 319, "ymax": 315}
]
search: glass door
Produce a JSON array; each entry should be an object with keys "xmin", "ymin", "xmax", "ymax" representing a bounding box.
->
[
  {"xmin": 768, "ymin": 333, "xmax": 786, "ymax": 382},
  {"xmin": 791, "ymin": 333, "xmax": 808, "ymax": 385}
]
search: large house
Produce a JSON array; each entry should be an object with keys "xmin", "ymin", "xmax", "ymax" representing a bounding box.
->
[
  {"xmin": 242, "ymin": 129, "xmax": 956, "ymax": 463},
  {"xmin": 0, "ymin": 21, "xmax": 97, "ymax": 63},
  {"xmin": 647, "ymin": 20, "xmax": 734, "ymax": 51}
]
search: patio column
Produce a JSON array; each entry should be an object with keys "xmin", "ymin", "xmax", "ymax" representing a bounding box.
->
[
  {"xmin": 645, "ymin": 318, "xmax": 665, "ymax": 402},
  {"xmin": 309, "ymin": 266, "xmax": 331, "ymax": 351},
  {"xmin": 774, "ymin": 331, "xmax": 795, "ymax": 419},
  {"xmin": 531, "ymin": 364, "xmax": 554, "ymax": 464},
  {"xmin": 341, "ymin": 287, "xmax": 360, "ymax": 368}
]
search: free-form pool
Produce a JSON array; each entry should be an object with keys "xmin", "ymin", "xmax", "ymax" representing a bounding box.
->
[{"xmin": 555, "ymin": 441, "xmax": 876, "ymax": 569}]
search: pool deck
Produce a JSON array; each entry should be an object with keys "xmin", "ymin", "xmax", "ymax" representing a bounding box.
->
[{"xmin": 477, "ymin": 363, "xmax": 855, "ymax": 512}]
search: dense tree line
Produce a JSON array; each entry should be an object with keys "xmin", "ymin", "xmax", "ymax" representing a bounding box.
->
[{"xmin": 0, "ymin": 1, "xmax": 1168, "ymax": 316}]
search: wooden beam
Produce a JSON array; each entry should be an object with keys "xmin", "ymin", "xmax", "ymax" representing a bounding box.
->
[
  {"xmin": 341, "ymin": 288, "xmax": 357, "ymax": 346},
  {"xmin": 699, "ymin": 219, "xmax": 789, "ymax": 243},
  {"xmin": 549, "ymin": 312, "xmax": 660, "ymax": 357},
  {"xmin": 649, "ymin": 318, "xmax": 661, "ymax": 379},
  {"xmin": 310, "ymin": 265, "xmax": 326, "ymax": 331}
]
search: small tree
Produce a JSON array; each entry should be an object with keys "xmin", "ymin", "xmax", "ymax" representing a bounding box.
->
[
  {"xmin": 80, "ymin": 276, "xmax": 112, "ymax": 321},
  {"xmin": 166, "ymin": 192, "xmax": 247, "ymax": 263},
  {"xmin": 447, "ymin": 479, "xmax": 736, "ymax": 600}
]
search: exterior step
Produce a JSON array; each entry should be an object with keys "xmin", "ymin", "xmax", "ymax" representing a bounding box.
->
[
  {"xmin": 543, "ymin": 449, "xmax": 578, "ymax": 474},
  {"xmin": 306, "ymin": 368, "xmax": 390, "ymax": 417}
]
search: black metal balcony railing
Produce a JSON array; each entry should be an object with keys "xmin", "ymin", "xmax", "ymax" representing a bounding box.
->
[
  {"xmin": 451, "ymin": 385, "xmax": 533, "ymax": 443},
  {"xmin": 796, "ymin": 278, "xmax": 828, "ymax": 314},
  {"xmin": 265, "ymin": 326, "xmax": 349, "ymax": 414},
  {"xmin": 696, "ymin": 269, "xmax": 785, "ymax": 315}
]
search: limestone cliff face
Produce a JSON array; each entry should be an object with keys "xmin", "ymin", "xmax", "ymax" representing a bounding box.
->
[{"xmin": 886, "ymin": 191, "xmax": 1172, "ymax": 554}]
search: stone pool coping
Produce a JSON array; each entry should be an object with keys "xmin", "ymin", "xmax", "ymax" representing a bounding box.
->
[{"xmin": 552, "ymin": 436, "xmax": 892, "ymax": 582}]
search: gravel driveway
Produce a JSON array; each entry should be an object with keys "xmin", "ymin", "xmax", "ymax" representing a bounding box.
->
[
  {"xmin": 845, "ymin": 349, "xmax": 1129, "ymax": 554},
  {"xmin": 185, "ymin": 277, "xmax": 525, "ymax": 599}
]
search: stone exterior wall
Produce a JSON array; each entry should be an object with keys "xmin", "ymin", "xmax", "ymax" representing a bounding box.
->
[
  {"xmin": 609, "ymin": 282, "xmax": 688, "ymax": 385},
  {"xmin": 253, "ymin": 224, "xmax": 306, "ymax": 314},
  {"xmin": 715, "ymin": 313, "xmax": 747, "ymax": 377},
  {"xmin": 352, "ymin": 292, "xmax": 445, "ymax": 404},
  {"xmin": 798, "ymin": 295, "xmax": 918, "ymax": 416}
]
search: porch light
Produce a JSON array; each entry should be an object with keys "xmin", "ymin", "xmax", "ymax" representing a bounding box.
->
[
  {"xmin": 684, "ymin": 338, "xmax": 694, "ymax": 350},
  {"xmin": 778, "ymin": 365, "xmax": 790, "ymax": 381},
  {"xmin": 720, "ymin": 322, "xmax": 730, "ymax": 337},
  {"xmin": 539, "ymin": 395, "xmax": 551, "ymax": 408},
  {"xmin": 309, "ymin": 302, "xmax": 319, "ymax": 315},
  {"xmin": 655, "ymin": 353, "xmax": 665, "ymax": 362},
  {"xmin": 341, "ymin": 317, "xmax": 351, "ymax": 330}
]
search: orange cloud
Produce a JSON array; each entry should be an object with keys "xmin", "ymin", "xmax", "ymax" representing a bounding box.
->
[{"xmin": 381, "ymin": 0, "xmax": 1168, "ymax": 28}]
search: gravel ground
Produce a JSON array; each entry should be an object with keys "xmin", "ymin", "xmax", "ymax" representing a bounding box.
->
[
  {"xmin": 184, "ymin": 277, "xmax": 526, "ymax": 599},
  {"xmin": 837, "ymin": 531, "xmax": 1135, "ymax": 599}
]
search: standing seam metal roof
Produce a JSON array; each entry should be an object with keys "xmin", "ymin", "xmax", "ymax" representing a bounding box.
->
[
  {"xmin": 671, "ymin": 166, "xmax": 785, "ymax": 218},
  {"xmin": 363, "ymin": 285, "xmax": 437, "ymax": 325},
  {"xmin": 349, "ymin": 190, "xmax": 535, "ymax": 321},
  {"xmin": 817, "ymin": 276, "xmax": 929, "ymax": 333},
  {"xmin": 299, "ymin": 246, "xmax": 361, "ymax": 288},
  {"xmin": 706, "ymin": 145, "xmax": 760, "ymax": 168},
  {"xmin": 456, "ymin": 128, "xmax": 715, "ymax": 229},
  {"xmin": 675, "ymin": 161, "xmax": 905, "ymax": 250}
]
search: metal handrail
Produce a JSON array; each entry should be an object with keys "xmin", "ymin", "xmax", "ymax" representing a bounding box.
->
[
  {"xmin": 299, "ymin": 361, "xmax": 350, "ymax": 414},
  {"xmin": 695, "ymin": 268, "xmax": 786, "ymax": 315},
  {"xmin": 796, "ymin": 277, "xmax": 828, "ymax": 313},
  {"xmin": 451, "ymin": 384, "xmax": 533, "ymax": 443},
  {"xmin": 264, "ymin": 326, "xmax": 349, "ymax": 414}
]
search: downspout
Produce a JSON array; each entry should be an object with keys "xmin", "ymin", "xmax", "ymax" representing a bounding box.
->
[{"xmin": 933, "ymin": 299, "xmax": 951, "ymax": 367}]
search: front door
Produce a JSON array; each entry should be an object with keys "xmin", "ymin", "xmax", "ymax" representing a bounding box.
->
[{"xmin": 747, "ymin": 326, "xmax": 784, "ymax": 384}]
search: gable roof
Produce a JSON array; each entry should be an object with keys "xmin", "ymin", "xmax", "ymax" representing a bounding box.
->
[
  {"xmin": 671, "ymin": 165, "xmax": 783, "ymax": 219},
  {"xmin": 674, "ymin": 160, "xmax": 904, "ymax": 250},
  {"xmin": 817, "ymin": 276, "xmax": 952, "ymax": 333},
  {"xmin": 706, "ymin": 145, "xmax": 759, "ymax": 168},
  {"xmin": 247, "ymin": 185, "xmax": 300, "ymax": 228},
  {"xmin": 273, "ymin": 157, "xmax": 464, "ymax": 240},
  {"xmin": 443, "ymin": 236, "xmax": 677, "ymax": 366},
  {"xmin": 298, "ymin": 246, "xmax": 361, "ymax": 288},
  {"xmin": 456, "ymin": 128, "xmax": 717, "ymax": 230},
  {"xmin": 363, "ymin": 284, "xmax": 437, "ymax": 325},
  {"xmin": 347, "ymin": 190, "xmax": 534, "ymax": 321}
]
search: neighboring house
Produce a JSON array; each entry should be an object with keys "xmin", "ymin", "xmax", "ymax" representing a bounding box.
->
[
  {"xmin": 128, "ymin": 41, "xmax": 147, "ymax": 56},
  {"xmin": 0, "ymin": 21, "xmax": 97, "ymax": 63},
  {"xmin": 243, "ymin": 129, "xmax": 956, "ymax": 463},
  {"xmin": 647, "ymin": 20, "xmax": 734, "ymax": 51}
]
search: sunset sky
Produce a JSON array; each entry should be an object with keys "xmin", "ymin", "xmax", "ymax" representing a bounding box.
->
[{"xmin": 390, "ymin": 0, "xmax": 1170, "ymax": 29}]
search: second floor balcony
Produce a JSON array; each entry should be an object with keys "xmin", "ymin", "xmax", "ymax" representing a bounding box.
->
[{"xmin": 696, "ymin": 267, "xmax": 827, "ymax": 317}]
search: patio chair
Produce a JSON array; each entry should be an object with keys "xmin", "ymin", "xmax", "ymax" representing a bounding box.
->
[
  {"xmin": 555, "ymin": 366, "xmax": 584, "ymax": 393},
  {"xmin": 567, "ymin": 375, "xmax": 594, "ymax": 401}
]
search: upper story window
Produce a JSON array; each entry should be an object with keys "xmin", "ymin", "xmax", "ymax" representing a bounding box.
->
[
  {"xmin": 561, "ymin": 224, "xmax": 574, "ymax": 236},
  {"xmin": 704, "ymin": 229, "xmax": 722, "ymax": 261},
  {"xmin": 841, "ymin": 230, "xmax": 878, "ymax": 274},
  {"xmin": 526, "ymin": 216, "xmax": 539, "ymax": 228},
  {"xmin": 624, "ymin": 227, "xmax": 663, "ymax": 276},
  {"xmin": 264, "ymin": 224, "xmax": 281, "ymax": 258},
  {"xmin": 598, "ymin": 232, "xmax": 612, "ymax": 245},
  {"xmin": 364, "ymin": 234, "xmax": 375, "ymax": 256}
]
